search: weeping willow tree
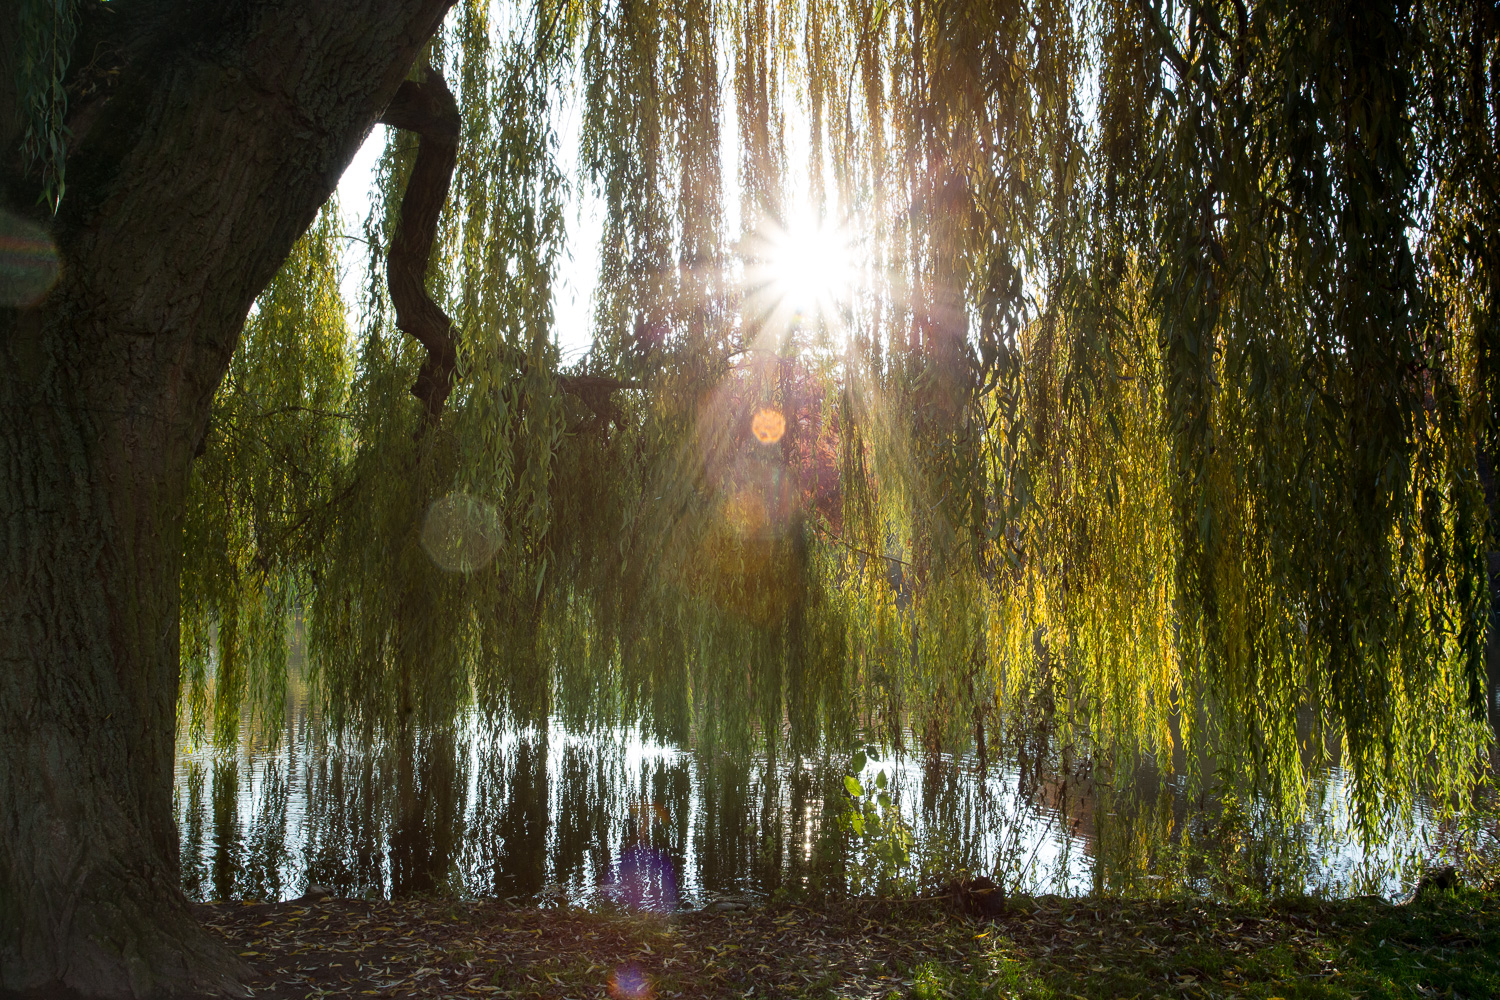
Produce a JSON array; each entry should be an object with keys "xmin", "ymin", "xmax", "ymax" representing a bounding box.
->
[
  {"xmin": 3, "ymin": 0, "xmax": 1499, "ymax": 994},
  {"xmin": 192, "ymin": 0, "xmax": 1499, "ymax": 806}
]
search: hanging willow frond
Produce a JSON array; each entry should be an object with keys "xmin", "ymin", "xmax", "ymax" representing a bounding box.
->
[{"xmin": 179, "ymin": 0, "xmax": 1498, "ymax": 839}]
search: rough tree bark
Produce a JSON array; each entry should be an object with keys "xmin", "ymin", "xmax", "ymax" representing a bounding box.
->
[{"xmin": 0, "ymin": 1, "xmax": 453, "ymax": 995}]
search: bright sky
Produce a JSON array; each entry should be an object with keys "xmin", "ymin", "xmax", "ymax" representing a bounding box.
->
[{"xmin": 330, "ymin": 45, "xmax": 847, "ymax": 369}]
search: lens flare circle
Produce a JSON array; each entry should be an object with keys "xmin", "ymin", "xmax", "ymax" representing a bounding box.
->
[
  {"xmin": 420, "ymin": 492, "xmax": 503, "ymax": 573},
  {"xmin": 750, "ymin": 407, "xmax": 785, "ymax": 444},
  {"xmin": 607, "ymin": 844, "xmax": 678, "ymax": 913},
  {"xmin": 609, "ymin": 964, "xmax": 652, "ymax": 1000},
  {"xmin": 0, "ymin": 208, "xmax": 61, "ymax": 308}
]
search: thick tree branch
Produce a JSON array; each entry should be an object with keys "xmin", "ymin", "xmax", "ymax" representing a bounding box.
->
[
  {"xmin": 380, "ymin": 71, "xmax": 461, "ymax": 420},
  {"xmin": 557, "ymin": 372, "xmax": 641, "ymax": 429}
]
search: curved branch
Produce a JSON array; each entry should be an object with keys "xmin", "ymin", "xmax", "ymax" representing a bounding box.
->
[
  {"xmin": 379, "ymin": 69, "xmax": 461, "ymax": 420},
  {"xmin": 377, "ymin": 72, "xmax": 643, "ymax": 430}
]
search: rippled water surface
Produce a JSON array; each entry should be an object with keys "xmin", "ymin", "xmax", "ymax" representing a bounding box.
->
[{"xmin": 174, "ymin": 703, "xmax": 1462, "ymax": 907}]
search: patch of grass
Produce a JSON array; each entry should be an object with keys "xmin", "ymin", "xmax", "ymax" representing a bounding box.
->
[{"xmin": 1329, "ymin": 890, "xmax": 1500, "ymax": 999}]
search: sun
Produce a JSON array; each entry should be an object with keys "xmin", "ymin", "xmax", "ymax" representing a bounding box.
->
[{"xmin": 750, "ymin": 218, "xmax": 857, "ymax": 323}]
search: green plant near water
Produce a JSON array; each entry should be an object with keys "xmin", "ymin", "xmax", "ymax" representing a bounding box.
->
[{"xmin": 839, "ymin": 749, "xmax": 916, "ymax": 893}]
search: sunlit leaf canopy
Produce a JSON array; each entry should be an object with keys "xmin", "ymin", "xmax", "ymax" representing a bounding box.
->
[{"xmin": 179, "ymin": 0, "xmax": 1500, "ymax": 837}]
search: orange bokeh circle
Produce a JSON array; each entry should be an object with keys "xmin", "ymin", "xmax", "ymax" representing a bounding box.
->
[{"xmin": 751, "ymin": 407, "xmax": 785, "ymax": 444}]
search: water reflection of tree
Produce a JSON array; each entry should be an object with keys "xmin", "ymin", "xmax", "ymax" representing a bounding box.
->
[
  {"xmin": 175, "ymin": 711, "xmax": 1477, "ymax": 908},
  {"xmin": 302, "ymin": 733, "xmax": 394, "ymax": 898},
  {"xmin": 389, "ymin": 729, "xmax": 468, "ymax": 896},
  {"xmin": 177, "ymin": 761, "xmax": 206, "ymax": 900},
  {"xmin": 211, "ymin": 759, "xmax": 240, "ymax": 902},
  {"xmin": 467, "ymin": 734, "xmax": 549, "ymax": 899},
  {"xmin": 610, "ymin": 760, "xmax": 691, "ymax": 909},
  {"xmin": 692, "ymin": 754, "xmax": 749, "ymax": 895},
  {"xmin": 547, "ymin": 742, "xmax": 615, "ymax": 899},
  {"xmin": 240, "ymin": 751, "xmax": 292, "ymax": 902},
  {"xmin": 918, "ymin": 754, "xmax": 993, "ymax": 882}
]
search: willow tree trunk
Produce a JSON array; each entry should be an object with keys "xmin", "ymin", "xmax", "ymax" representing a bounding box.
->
[{"xmin": 0, "ymin": 2, "xmax": 452, "ymax": 995}]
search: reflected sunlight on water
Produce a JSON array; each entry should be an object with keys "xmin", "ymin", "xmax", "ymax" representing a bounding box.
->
[{"xmin": 173, "ymin": 704, "xmax": 1458, "ymax": 907}]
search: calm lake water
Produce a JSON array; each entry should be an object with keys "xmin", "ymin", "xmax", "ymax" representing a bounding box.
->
[{"xmin": 173, "ymin": 705, "xmax": 1467, "ymax": 907}]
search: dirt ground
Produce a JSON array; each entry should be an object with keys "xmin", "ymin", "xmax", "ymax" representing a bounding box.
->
[
  {"xmin": 189, "ymin": 888, "xmax": 1500, "ymax": 999},
  {"xmin": 199, "ymin": 895, "xmax": 948, "ymax": 998}
]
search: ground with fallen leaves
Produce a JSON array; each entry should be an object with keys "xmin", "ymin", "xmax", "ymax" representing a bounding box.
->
[{"xmin": 195, "ymin": 888, "xmax": 1498, "ymax": 999}]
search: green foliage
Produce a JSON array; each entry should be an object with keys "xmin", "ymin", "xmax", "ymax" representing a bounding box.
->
[
  {"xmin": 179, "ymin": 0, "xmax": 1497, "ymax": 838},
  {"xmin": 865, "ymin": 893, "xmax": 1500, "ymax": 1000},
  {"xmin": 840, "ymin": 751, "xmax": 915, "ymax": 890},
  {"xmin": 13, "ymin": 0, "xmax": 77, "ymax": 208},
  {"xmin": 181, "ymin": 203, "xmax": 353, "ymax": 747}
]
